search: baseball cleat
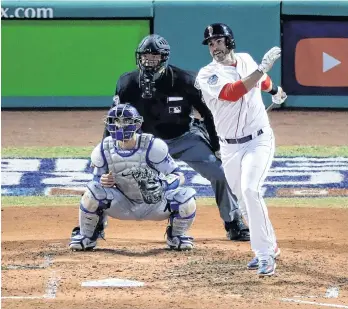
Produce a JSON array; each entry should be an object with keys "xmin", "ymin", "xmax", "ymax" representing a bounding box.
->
[
  {"xmin": 225, "ymin": 220, "xmax": 250, "ymax": 242},
  {"xmin": 247, "ymin": 246, "xmax": 281, "ymax": 270},
  {"xmin": 257, "ymin": 257, "xmax": 276, "ymax": 276},
  {"xmin": 227, "ymin": 228, "xmax": 250, "ymax": 241},
  {"xmin": 167, "ymin": 235, "xmax": 194, "ymax": 251},
  {"xmin": 71, "ymin": 226, "xmax": 106, "ymax": 240},
  {"xmin": 69, "ymin": 234, "xmax": 97, "ymax": 251},
  {"xmin": 247, "ymin": 256, "xmax": 259, "ymax": 270}
]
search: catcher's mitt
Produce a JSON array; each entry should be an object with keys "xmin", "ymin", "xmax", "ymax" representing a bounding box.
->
[{"xmin": 127, "ymin": 166, "xmax": 164, "ymax": 204}]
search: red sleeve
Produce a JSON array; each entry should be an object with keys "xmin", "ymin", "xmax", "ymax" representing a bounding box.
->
[
  {"xmin": 218, "ymin": 80, "xmax": 248, "ymax": 102},
  {"xmin": 261, "ymin": 75, "xmax": 272, "ymax": 92}
]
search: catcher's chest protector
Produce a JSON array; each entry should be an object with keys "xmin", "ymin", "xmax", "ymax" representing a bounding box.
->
[{"xmin": 102, "ymin": 134, "xmax": 154, "ymax": 203}]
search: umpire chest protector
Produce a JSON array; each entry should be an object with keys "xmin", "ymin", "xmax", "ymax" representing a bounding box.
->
[{"xmin": 100, "ymin": 134, "xmax": 154, "ymax": 203}]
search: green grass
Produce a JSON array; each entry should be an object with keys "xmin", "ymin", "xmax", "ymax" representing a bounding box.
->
[
  {"xmin": 2, "ymin": 145, "xmax": 348, "ymax": 158},
  {"xmin": 275, "ymin": 146, "xmax": 348, "ymax": 157},
  {"xmin": 1, "ymin": 196, "xmax": 81, "ymax": 207},
  {"xmin": 2, "ymin": 146, "xmax": 94, "ymax": 158},
  {"xmin": 2, "ymin": 196, "xmax": 347, "ymax": 208}
]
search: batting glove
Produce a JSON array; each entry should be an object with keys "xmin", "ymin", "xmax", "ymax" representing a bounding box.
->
[
  {"xmin": 272, "ymin": 86, "xmax": 287, "ymax": 105},
  {"xmin": 258, "ymin": 47, "xmax": 281, "ymax": 74}
]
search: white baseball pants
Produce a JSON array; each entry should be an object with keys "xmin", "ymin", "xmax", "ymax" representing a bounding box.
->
[{"xmin": 220, "ymin": 127, "xmax": 277, "ymax": 260}]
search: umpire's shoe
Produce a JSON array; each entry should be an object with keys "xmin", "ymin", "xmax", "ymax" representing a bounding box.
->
[{"xmin": 225, "ymin": 220, "xmax": 250, "ymax": 241}]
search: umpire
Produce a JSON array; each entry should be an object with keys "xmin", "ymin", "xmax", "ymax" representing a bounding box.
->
[{"xmin": 104, "ymin": 34, "xmax": 249, "ymax": 241}]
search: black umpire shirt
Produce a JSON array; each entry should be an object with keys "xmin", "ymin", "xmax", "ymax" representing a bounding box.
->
[{"xmin": 106, "ymin": 65, "xmax": 220, "ymax": 152}]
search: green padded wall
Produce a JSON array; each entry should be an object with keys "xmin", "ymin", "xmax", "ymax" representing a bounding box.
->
[
  {"xmin": 2, "ymin": 20, "xmax": 150, "ymax": 107},
  {"xmin": 2, "ymin": 20, "xmax": 149, "ymax": 96}
]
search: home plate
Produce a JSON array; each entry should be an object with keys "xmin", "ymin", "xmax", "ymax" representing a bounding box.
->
[{"xmin": 81, "ymin": 278, "xmax": 145, "ymax": 288}]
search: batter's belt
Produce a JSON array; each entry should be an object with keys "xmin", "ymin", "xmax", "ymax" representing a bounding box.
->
[{"xmin": 219, "ymin": 129, "xmax": 264, "ymax": 144}]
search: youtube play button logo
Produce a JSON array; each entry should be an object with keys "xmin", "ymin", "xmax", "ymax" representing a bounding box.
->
[
  {"xmin": 323, "ymin": 52, "xmax": 341, "ymax": 72},
  {"xmin": 295, "ymin": 38, "xmax": 348, "ymax": 87}
]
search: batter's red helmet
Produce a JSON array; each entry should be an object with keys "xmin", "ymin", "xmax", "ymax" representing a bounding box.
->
[{"xmin": 202, "ymin": 23, "xmax": 236, "ymax": 50}]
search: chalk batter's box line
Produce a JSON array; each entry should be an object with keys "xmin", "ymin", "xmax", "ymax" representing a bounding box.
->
[{"xmin": 1, "ymin": 255, "xmax": 59, "ymax": 300}]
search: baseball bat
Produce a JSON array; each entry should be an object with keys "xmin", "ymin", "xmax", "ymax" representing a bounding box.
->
[
  {"xmin": 266, "ymin": 102, "xmax": 277, "ymax": 112},
  {"xmin": 266, "ymin": 91, "xmax": 287, "ymax": 113}
]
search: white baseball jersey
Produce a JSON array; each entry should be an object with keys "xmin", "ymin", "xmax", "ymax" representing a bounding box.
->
[{"xmin": 196, "ymin": 53, "xmax": 270, "ymax": 139}]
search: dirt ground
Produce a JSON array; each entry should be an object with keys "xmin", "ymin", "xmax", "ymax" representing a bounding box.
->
[{"xmin": 2, "ymin": 110, "xmax": 348, "ymax": 309}]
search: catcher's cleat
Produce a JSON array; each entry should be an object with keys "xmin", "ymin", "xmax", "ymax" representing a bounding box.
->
[
  {"xmin": 167, "ymin": 235, "xmax": 194, "ymax": 251},
  {"xmin": 71, "ymin": 226, "xmax": 80, "ymax": 237},
  {"xmin": 69, "ymin": 234, "xmax": 97, "ymax": 251},
  {"xmin": 225, "ymin": 220, "xmax": 250, "ymax": 241},
  {"xmin": 165, "ymin": 226, "xmax": 194, "ymax": 251},
  {"xmin": 71, "ymin": 226, "xmax": 106, "ymax": 240},
  {"xmin": 247, "ymin": 246, "xmax": 281, "ymax": 270},
  {"xmin": 69, "ymin": 226, "xmax": 104, "ymax": 251}
]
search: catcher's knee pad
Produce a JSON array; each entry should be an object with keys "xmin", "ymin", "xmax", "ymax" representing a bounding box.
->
[
  {"xmin": 168, "ymin": 187, "xmax": 197, "ymax": 218},
  {"xmin": 175, "ymin": 197, "xmax": 196, "ymax": 219},
  {"xmin": 81, "ymin": 181, "xmax": 114, "ymax": 213}
]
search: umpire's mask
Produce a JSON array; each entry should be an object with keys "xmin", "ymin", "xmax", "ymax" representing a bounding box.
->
[{"xmin": 135, "ymin": 34, "xmax": 170, "ymax": 99}]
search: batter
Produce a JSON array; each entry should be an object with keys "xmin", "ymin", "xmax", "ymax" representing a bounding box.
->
[{"xmin": 195, "ymin": 23, "xmax": 286, "ymax": 276}]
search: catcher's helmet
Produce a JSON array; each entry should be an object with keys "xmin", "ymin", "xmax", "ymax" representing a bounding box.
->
[
  {"xmin": 202, "ymin": 23, "xmax": 236, "ymax": 50},
  {"xmin": 105, "ymin": 104, "xmax": 143, "ymax": 143}
]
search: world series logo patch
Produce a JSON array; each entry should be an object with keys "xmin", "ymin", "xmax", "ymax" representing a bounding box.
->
[{"xmin": 208, "ymin": 74, "xmax": 219, "ymax": 85}]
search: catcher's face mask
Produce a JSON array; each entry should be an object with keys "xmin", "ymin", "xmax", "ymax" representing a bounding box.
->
[{"xmin": 105, "ymin": 104, "xmax": 143, "ymax": 143}]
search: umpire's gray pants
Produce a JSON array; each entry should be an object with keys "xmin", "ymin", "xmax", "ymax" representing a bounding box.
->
[{"xmin": 164, "ymin": 126, "xmax": 242, "ymax": 223}]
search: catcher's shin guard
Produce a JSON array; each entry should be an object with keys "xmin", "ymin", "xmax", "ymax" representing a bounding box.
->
[
  {"xmin": 69, "ymin": 181, "xmax": 111, "ymax": 251},
  {"xmin": 166, "ymin": 189, "xmax": 196, "ymax": 250}
]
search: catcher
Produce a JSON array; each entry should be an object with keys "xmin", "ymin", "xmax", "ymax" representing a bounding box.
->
[{"xmin": 69, "ymin": 103, "xmax": 196, "ymax": 251}]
